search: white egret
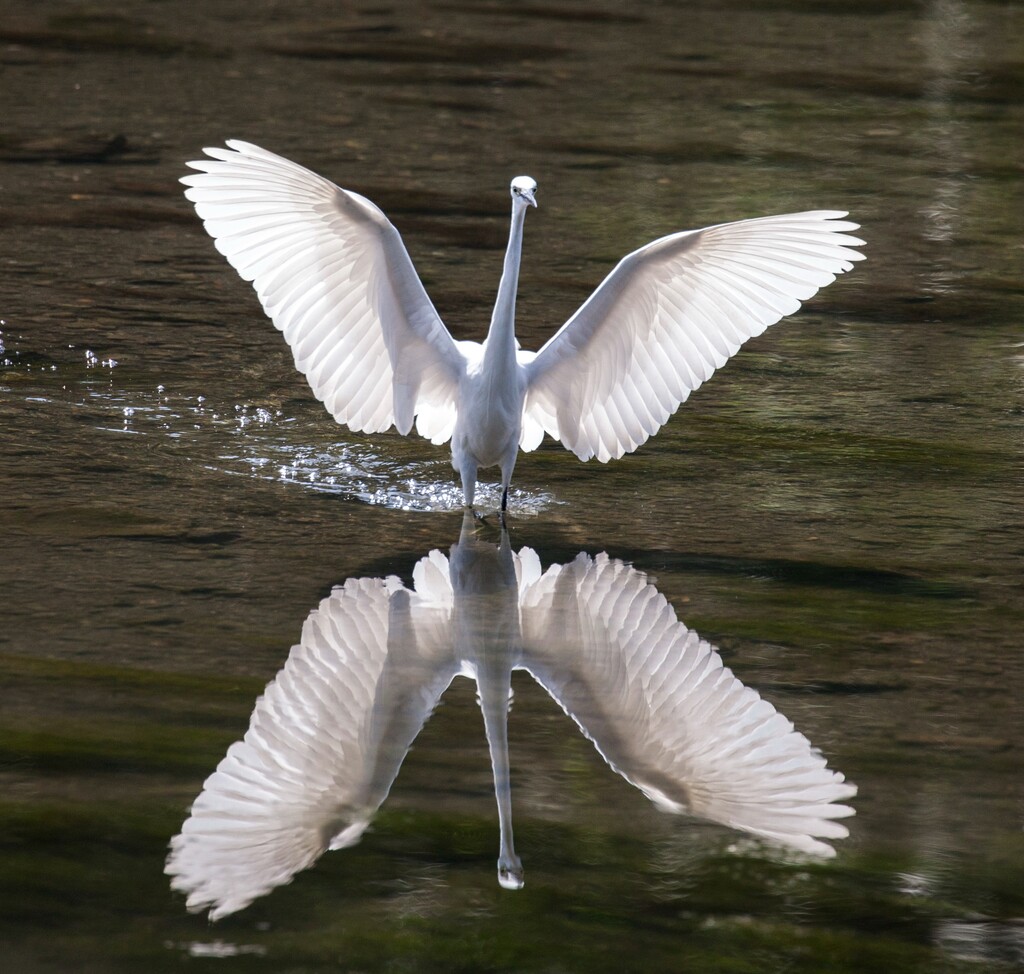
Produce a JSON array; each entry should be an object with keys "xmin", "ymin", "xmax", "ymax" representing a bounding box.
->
[
  {"xmin": 182, "ymin": 142, "xmax": 865, "ymax": 509},
  {"xmin": 166, "ymin": 513, "xmax": 856, "ymax": 918}
]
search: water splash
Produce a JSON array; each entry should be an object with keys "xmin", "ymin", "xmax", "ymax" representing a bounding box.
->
[{"xmin": 75, "ymin": 383, "xmax": 557, "ymax": 515}]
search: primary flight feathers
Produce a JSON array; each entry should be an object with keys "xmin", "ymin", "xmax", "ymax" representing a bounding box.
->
[{"xmin": 182, "ymin": 141, "xmax": 864, "ymax": 505}]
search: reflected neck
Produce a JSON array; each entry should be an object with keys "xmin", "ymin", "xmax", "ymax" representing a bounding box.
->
[{"xmin": 479, "ymin": 669, "xmax": 524, "ymax": 890}]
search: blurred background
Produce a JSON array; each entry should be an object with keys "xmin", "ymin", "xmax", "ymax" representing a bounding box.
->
[{"xmin": 1, "ymin": 1, "xmax": 1021, "ymax": 971}]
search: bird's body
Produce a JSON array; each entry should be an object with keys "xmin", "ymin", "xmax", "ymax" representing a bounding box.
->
[
  {"xmin": 182, "ymin": 141, "xmax": 865, "ymax": 509},
  {"xmin": 452, "ymin": 354, "xmax": 524, "ymax": 507}
]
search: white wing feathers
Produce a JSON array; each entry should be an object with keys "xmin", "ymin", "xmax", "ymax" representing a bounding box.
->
[
  {"xmin": 519, "ymin": 553, "xmax": 856, "ymax": 857},
  {"xmin": 165, "ymin": 575, "xmax": 457, "ymax": 920},
  {"xmin": 181, "ymin": 140, "xmax": 464, "ymax": 444},
  {"xmin": 166, "ymin": 578, "xmax": 397, "ymax": 919},
  {"xmin": 183, "ymin": 142, "xmax": 864, "ymax": 468},
  {"xmin": 524, "ymin": 212, "xmax": 866, "ymax": 462}
]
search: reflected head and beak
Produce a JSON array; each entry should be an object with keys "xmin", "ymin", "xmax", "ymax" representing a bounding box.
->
[{"xmin": 498, "ymin": 853, "xmax": 525, "ymax": 890}]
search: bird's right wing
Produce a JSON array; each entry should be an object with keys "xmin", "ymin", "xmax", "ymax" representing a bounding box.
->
[
  {"xmin": 519, "ymin": 553, "xmax": 856, "ymax": 856},
  {"xmin": 521, "ymin": 212, "xmax": 865, "ymax": 460},
  {"xmin": 182, "ymin": 141, "xmax": 465, "ymax": 443}
]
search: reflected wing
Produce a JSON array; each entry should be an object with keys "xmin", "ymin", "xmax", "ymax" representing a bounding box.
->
[
  {"xmin": 522, "ymin": 212, "xmax": 865, "ymax": 460},
  {"xmin": 182, "ymin": 141, "xmax": 465, "ymax": 443},
  {"xmin": 166, "ymin": 570, "xmax": 455, "ymax": 920},
  {"xmin": 519, "ymin": 553, "xmax": 856, "ymax": 856}
]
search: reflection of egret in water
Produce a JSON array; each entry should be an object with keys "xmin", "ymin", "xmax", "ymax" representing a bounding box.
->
[{"xmin": 167, "ymin": 514, "xmax": 855, "ymax": 919}]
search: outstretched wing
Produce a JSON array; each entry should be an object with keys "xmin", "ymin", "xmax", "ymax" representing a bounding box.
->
[
  {"xmin": 166, "ymin": 573, "xmax": 456, "ymax": 920},
  {"xmin": 519, "ymin": 553, "xmax": 856, "ymax": 856},
  {"xmin": 182, "ymin": 140, "xmax": 465, "ymax": 443},
  {"xmin": 521, "ymin": 212, "xmax": 865, "ymax": 460}
]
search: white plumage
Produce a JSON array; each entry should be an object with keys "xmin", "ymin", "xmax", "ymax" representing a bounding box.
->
[
  {"xmin": 166, "ymin": 514, "xmax": 855, "ymax": 918},
  {"xmin": 182, "ymin": 141, "xmax": 865, "ymax": 508}
]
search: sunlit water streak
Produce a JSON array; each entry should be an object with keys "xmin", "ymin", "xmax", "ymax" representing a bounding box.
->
[
  {"xmin": 166, "ymin": 941, "xmax": 268, "ymax": 959},
  {"xmin": 935, "ymin": 919, "xmax": 1024, "ymax": 968}
]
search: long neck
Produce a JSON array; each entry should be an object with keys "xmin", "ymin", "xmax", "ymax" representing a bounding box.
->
[
  {"xmin": 450, "ymin": 521, "xmax": 525, "ymax": 889},
  {"xmin": 479, "ymin": 661, "xmax": 524, "ymax": 889},
  {"xmin": 484, "ymin": 202, "xmax": 528, "ymax": 370}
]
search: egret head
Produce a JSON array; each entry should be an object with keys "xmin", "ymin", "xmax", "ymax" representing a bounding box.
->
[{"xmin": 510, "ymin": 176, "xmax": 537, "ymax": 208}]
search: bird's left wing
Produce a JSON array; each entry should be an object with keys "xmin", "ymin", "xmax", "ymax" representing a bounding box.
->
[
  {"xmin": 521, "ymin": 212, "xmax": 864, "ymax": 460},
  {"xmin": 518, "ymin": 553, "xmax": 856, "ymax": 856},
  {"xmin": 182, "ymin": 140, "xmax": 464, "ymax": 443}
]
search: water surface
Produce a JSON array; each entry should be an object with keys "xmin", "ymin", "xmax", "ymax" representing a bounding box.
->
[{"xmin": 1, "ymin": 1, "xmax": 1022, "ymax": 971}]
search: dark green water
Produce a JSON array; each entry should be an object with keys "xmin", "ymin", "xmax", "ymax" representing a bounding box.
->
[{"xmin": 2, "ymin": 0, "xmax": 1022, "ymax": 970}]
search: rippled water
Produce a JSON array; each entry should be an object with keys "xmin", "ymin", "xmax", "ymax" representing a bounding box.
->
[{"xmin": 2, "ymin": 1, "xmax": 1022, "ymax": 971}]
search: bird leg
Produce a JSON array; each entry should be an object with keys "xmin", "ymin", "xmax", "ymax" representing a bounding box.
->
[
  {"xmin": 499, "ymin": 455, "xmax": 515, "ymax": 513},
  {"xmin": 459, "ymin": 462, "xmax": 478, "ymax": 509}
]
